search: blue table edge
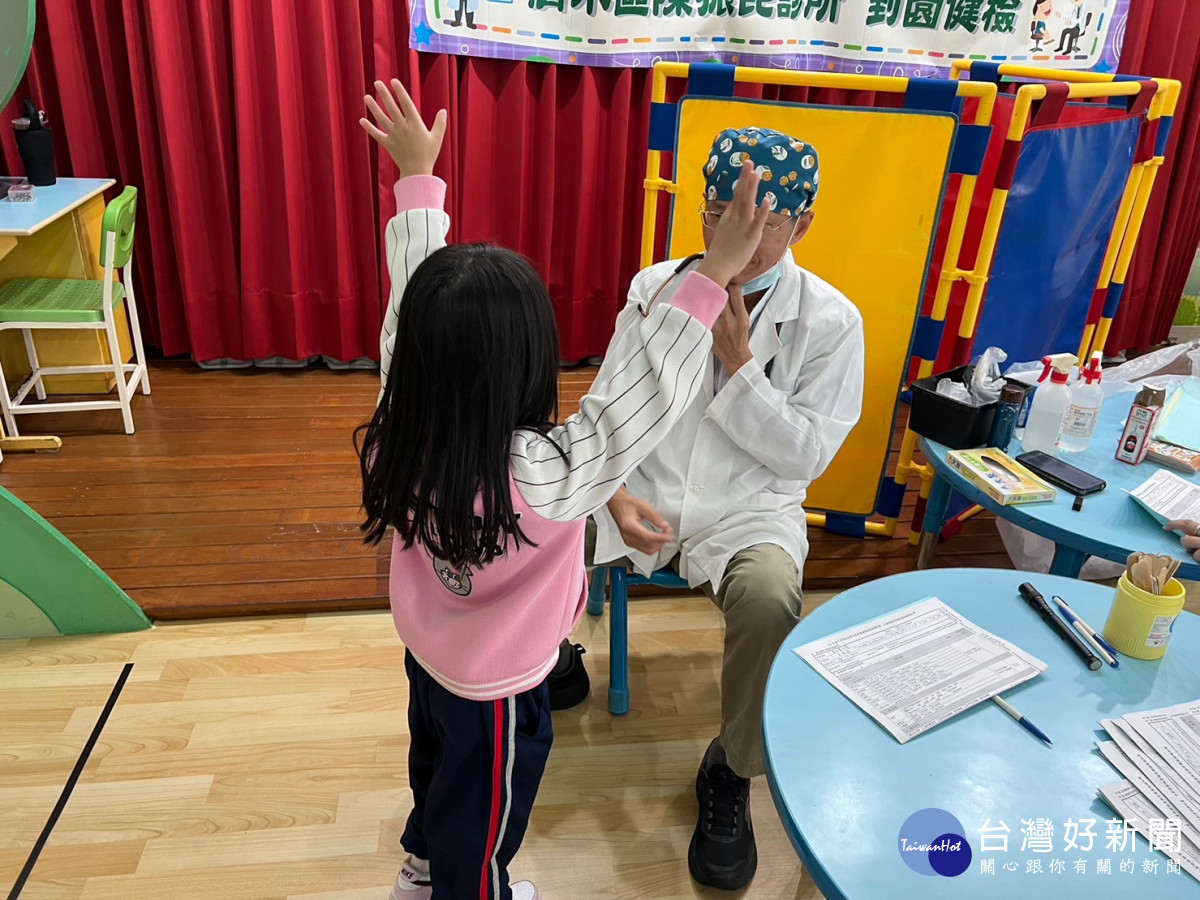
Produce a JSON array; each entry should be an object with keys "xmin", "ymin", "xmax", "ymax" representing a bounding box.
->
[{"xmin": 917, "ymin": 434, "xmax": 1200, "ymax": 581}]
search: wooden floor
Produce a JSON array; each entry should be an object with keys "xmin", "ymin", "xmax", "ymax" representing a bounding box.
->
[
  {"xmin": 0, "ymin": 596, "xmax": 836, "ymax": 900},
  {"xmin": 0, "ymin": 361, "xmax": 1011, "ymax": 620}
]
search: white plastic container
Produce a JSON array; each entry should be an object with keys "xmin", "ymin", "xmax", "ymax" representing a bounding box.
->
[
  {"xmin": 1021, "ymin": 353, "xmax": 1076, "ymax": 455},
  {"xmin": 1059, "ymin": 352, "xmax": 1103, "ymax": 453}
]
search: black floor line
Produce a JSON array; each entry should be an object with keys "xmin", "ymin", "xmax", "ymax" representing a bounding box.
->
[{"xmin": 7, "ymin": 662, "xmax": 134, "ymax": 900}]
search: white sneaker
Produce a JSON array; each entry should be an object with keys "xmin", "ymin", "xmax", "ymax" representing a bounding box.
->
[
  {"xmin": 510, "ymin": 881, "xmax": 541, "ymax": 900},
  {"xmin": 390, "ymin": 855, "xmax": 432, "ymax": 900}
]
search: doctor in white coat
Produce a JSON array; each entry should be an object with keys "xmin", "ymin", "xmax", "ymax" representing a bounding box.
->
[{"xmin": 551, "ymin": 126, "xmax": 865, "ymax": 891}]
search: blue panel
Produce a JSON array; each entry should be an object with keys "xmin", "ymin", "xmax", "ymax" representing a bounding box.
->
[
  {"xmin": 904, "ymin": 78, "xmax": 962, "ymax": 116},
  {"xmin": 687, "ymin": 63, "xmax": 736, "ymax": 98},
  {"xmin": 1103, "ymin": 281, "xmax": 1126, "ymax": 319},
  {"xmin": 824, "ymin": 513, "xmax": 867, "ymax": 538},
  {"xmin": 1110, "ymin": 74, "xmax": 1143, "ymax": 109},
  {"xmin": 948, "ymin": 123, "xmax": 991, "ymax": 175},
  {"xmin": 878, "ymin": 478, "xmax": 906, "ymax": 519},
  {"xmin": 648, "ymin": 102, "xmax": 678, "ymax": 152},
  {"xmin": 970, "ymin": 62, "xmax": 1002, "ymax": 84},
  {"xmin": 911, "ymin": 316, "xmax": 945, "ymax": 361},
  {"xmin": 972, "ymin": 117, "xmax": 1140, "ymax": 364},
  {"xmin": 1156, "ymin": 116, "xmax": 1174, "ymax": 157}
]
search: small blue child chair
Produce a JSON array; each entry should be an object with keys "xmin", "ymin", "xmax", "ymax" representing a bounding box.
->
[{"xmin": 586, "ymin": 564, "xmax": 690, "ymax": 715}]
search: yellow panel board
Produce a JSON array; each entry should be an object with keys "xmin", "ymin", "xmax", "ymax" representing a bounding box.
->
[
  {"xmin": 0, "ymin": 196, "xmax": 131, "ymax": 394},
  {"xmin": 672, "ymin": 99, "xmax": 956, "ymax": 515}
]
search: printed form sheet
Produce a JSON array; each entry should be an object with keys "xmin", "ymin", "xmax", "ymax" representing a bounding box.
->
[{"xmin": 794, "ymin": 597, "xmax": 1047, "ymax": 744}]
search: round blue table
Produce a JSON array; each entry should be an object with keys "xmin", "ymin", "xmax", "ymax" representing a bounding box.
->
[
  {"xmin": 763, "ymin": 568, "xmax": 1200, "ymax": 899},
  {"xmin": 915, "ymin": 393, "xmax": 1200, "ymax": 580}
]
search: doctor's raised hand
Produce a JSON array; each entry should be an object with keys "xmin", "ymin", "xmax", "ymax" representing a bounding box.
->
[{"xmin": 360, "ymin": 78, "xmax": 448, "ymax": 177}]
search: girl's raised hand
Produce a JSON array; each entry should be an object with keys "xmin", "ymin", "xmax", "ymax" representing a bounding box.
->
[{"xmin": 360, "ymin": 79, "xmax": 448, "ymax": 177}]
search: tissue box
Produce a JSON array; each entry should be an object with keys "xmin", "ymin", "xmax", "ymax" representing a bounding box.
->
[{"xmin": 6, "ymin": 182, "xmax": 34, "ymax": 202}]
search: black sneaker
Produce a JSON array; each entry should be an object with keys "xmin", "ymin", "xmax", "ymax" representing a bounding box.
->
[
  {"xmin": 548, "ymin": 643, "xmax": 589, "ymax": 711},
  {"xmin": 688, "ymin": 739, "xmax": 757, "ymax": 890}
]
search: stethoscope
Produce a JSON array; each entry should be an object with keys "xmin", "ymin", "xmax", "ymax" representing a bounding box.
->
[{"xmin": 641, "ymin": 251, "xmax": 785, "ymax": 380}]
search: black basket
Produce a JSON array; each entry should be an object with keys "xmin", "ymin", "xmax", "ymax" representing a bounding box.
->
[{"xmin": 909, "ymin": 366, "xmax": 1032, "ymax": 450}]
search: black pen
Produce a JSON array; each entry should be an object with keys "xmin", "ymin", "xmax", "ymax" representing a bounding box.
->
[{"xmin": 1018, "ymin": 582, "xmax": 1102, "ymax": 671}]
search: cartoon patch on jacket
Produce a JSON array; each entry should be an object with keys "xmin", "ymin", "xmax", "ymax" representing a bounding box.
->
[{"xmin": 431, "ymin": 513, "xmax": 520, "ymax": 596}]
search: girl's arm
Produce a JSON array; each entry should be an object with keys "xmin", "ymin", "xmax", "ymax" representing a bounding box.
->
[
  {"xmin": 379, "ymin": 177, "xmax": 449, "ymax": 393},
  {"xmin": 509, "ymin": 272, "xmax": 725, "ymax": 523},
  {"xmin": 360, "ymin": 78, "xmax": 448, "ymax": 395}
]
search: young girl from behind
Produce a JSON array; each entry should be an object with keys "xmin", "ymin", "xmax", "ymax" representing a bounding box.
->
[{"xmin": 357, "ymin": 79, "xmax": 769, "ymax": 900}]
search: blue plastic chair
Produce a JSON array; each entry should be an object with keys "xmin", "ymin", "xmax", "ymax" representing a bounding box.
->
[{"xmin": 586, "ymin": 565, "xmax": 690, "ymax": 714}]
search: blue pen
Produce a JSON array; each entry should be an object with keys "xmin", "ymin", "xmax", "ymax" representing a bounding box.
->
[
  {"xmin": 1051, "ymin": 595, "xmax": 1119, "ymax": 668},
  {"xmin": 992, "ymin": 695, "xmax": 1053, "ymax": 746}
]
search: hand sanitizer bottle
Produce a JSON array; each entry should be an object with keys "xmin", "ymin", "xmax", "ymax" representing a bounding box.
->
[
  {"xmin": 1021, "ymin": 353, "xmax": 1076, "ymax": 455},
  {"xmin": 1059, "ymin": 352, "xmax": 1104, "ymax": 453}
]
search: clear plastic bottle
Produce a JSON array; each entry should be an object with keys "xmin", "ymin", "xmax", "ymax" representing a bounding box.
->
[
  {"xmin": 1059, "ymin": 352, "xmax": 1104, "ymax": 453},
  {"xmin": 1021, "ymin": 353, "xmax": 1076, "ymax": 455}
]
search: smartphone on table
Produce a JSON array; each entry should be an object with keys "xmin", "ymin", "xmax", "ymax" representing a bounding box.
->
[{"xmin": 1015, "ymin": 450, "xmax": 1107, "ymax": 497}]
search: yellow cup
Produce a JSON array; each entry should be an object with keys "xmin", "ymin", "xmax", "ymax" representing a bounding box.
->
[{"xmin": 1102, "ymin": 574, "xmax": 1187, "ymax": 660}]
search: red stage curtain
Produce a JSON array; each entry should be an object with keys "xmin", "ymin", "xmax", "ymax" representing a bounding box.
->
[{"xmin": 1109, "ymin": 0, "xmax": 1200, "ymax": 352}]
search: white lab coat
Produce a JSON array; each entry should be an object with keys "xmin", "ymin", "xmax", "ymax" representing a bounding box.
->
[{"xmin": 592, "ymin": 253, "xmax": 865, "ymax": 590}]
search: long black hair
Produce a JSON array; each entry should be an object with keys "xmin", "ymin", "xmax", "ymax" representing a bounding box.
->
[{"xmin": 356, "ymin": 243, "xmax": 563, "ymax": 568}]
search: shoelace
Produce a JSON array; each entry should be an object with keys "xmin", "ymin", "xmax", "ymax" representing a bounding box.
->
[{"xmin": 704, "ymin": 765, "xmax": 745, "ymax": 836}]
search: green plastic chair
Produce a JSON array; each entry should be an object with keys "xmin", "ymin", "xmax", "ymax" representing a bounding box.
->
[{"xmin": 0, "ymin": 186, "xmax": 149, "ymax": 435}]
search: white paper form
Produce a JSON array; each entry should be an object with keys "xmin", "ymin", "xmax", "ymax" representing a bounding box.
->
[
  {"xmin": 1099, "ymin": 781, "xmax": 1200, "ymax": 881},
  {"xmin": 1128, "ymin": 469, "xmax": 1200, "ymax": 527},
  {"xmin": 1124, "ymin": 701, "xmax": 1200, "ymax": 789},
  {"xmin": 1101, "ymin": 718, "xmax": 1200, "ymax": 827},
  {"xmin": 793, "ymin": 597, "xmax": 1047, "ymax": 744},
  {"xmin": 1096, "ymin": 741, "xmax": 1200, "ymax": 841}
]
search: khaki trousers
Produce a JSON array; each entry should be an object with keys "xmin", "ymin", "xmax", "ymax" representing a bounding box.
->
[{"xmin": 586, "ymin": 521, "xmax": 802, "ymax": 777}]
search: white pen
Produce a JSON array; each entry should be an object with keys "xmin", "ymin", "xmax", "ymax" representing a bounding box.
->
[{"xmin": 1051, "ymin": 595, "xmax": 1118, "ymax": 668}]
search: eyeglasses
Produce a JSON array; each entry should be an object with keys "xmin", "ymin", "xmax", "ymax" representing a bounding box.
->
[{"xmin": 698, "ymin": 205, "xmax": 799, "ymax": 232}]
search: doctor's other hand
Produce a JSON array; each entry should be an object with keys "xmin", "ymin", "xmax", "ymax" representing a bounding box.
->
[
  {"xmin": 713, "ymin": 284, "xmax": 753, "ymax": 377},
  {"xmin": 1164, "ymin": 519, "xmax": 1200, "ymax": 562},
  {"xmin": 608, "ymin": 486, "xmax": 674, "ymax": 555},
  {"xmin": 696, "ymin": 170, "xmax": 770, "ymax": 290},
  {"xmin": 360, "ymin": 78, "xmax": 447, "ymax": 177}
]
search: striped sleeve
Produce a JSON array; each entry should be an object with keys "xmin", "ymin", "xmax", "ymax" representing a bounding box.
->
[
  {"xmin": 380, "ymin": 176, "xmax": 450, "ymax": 397},
  {"xmin": 510, "ymin": 270, "xmax": 726, "ymax": 522}
]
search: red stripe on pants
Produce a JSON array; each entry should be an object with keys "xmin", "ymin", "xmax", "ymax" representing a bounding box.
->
[{"xmin": 481, "ymin": 700, "xmax": 504, "ymax": 899}]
